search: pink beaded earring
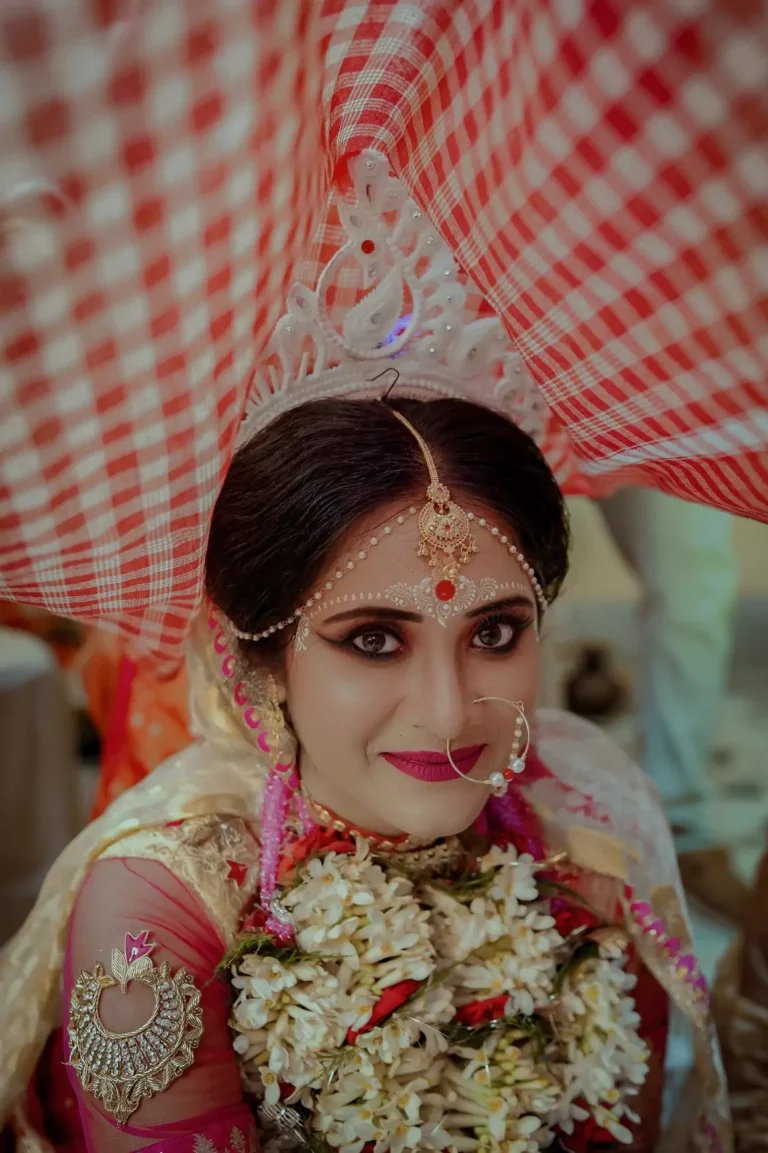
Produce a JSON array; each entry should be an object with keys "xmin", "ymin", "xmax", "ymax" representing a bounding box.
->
[{"xmin": 208, "ymin": 607, "xmax": 298, "ymax": 783}]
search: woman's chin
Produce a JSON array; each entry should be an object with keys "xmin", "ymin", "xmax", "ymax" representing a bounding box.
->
[{"xmin": 393, "ymin": 793, "xmax": 490, "ymax": 842}]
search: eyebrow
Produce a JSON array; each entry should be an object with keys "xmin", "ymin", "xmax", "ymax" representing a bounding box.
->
[
  {"xmin": 321, "ymin": 594, "xmax": 536, "ymax": 625},
  {"xmin": 466, "ymin": 594, "xmax": 536, "ymax": 619}
]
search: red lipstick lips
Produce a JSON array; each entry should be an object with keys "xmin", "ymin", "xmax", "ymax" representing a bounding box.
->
[{"xmin": 381, "ymin": 745, "xmax": 485, "ymax": 783}]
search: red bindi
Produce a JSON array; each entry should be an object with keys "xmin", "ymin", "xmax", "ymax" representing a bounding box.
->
[{"xmin": 435, "ymin": 579, "xmax": 456, "ymax": 601}]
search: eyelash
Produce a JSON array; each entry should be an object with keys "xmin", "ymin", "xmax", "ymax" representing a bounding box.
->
[{"xmin": 336, "ymin": 609, "xmax": 533, "ymax": 662}]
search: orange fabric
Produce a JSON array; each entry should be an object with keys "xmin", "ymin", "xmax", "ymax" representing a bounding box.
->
[{"xmin": 79, "ymin": 633, "xmax": 191, "ymax": 820}]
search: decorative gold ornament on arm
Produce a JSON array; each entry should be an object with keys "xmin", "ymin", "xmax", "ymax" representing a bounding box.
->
[{"xmin": 68, "ymin": 930, "xmax": 203, "ymax": 1124}]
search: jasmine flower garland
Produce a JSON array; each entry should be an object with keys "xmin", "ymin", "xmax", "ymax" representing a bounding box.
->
[{"xmin": 225, "ymin": 833, "xmax": 649, "ymax": 1153}]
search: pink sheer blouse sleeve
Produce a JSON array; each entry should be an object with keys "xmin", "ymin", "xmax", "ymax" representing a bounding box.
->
[{"xmin": 63, "ymin": 857, "xmax": 258, "ymax": 1152}]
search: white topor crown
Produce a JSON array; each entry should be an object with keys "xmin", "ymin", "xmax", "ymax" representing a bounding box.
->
[{"xmin": 238, "ymin": 150, "xmax": 548, "ymax": 445}]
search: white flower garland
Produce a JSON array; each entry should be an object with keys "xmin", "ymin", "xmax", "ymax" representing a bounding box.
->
[{"xmin": 229, "ymin": 839, "xmax": 649, "ymax": 1153}]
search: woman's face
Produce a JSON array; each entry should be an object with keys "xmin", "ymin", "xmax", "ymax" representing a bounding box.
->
[{"xmin": 280, "ymin": 499, "xmax": 542, "ymax": 842}]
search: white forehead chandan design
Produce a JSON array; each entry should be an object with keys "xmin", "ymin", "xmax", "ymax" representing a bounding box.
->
[
  {"xmin": 293, "ymin": 576, "xmax": 533, "ymax": 652},
  {"xmin": 383, "ymin": 576, "xmax": 531, "ymax": 624},
  {"xmin": 232, "ymin": 504, "xmax": 546, "ymax": 644}
]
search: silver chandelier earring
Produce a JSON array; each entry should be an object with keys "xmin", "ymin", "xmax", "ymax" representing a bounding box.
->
[{"xmin": 445, "ymin": 697, "xmax": 531, "ymax": 797}]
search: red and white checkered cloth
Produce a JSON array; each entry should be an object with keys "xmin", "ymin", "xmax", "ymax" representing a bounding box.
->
[{"xmin": 1, "ymin": 1, "xmax": 767, "ymax": 661}]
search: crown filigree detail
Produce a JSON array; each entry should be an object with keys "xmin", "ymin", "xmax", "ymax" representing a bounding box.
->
[{"xmin": 238, "ymin": 150, "xmax": 547, "ymax": 444}]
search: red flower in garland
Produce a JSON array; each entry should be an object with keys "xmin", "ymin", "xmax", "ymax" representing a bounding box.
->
[
  {"xmin": 346, "ymin": 979, "xmax": 423, "ymax": 1044},
  {"xmin": 277, "ymin": 826, "xmax": 356, "ymax": 883},
  {"xmin": 535, "ymin": 864, "xmax": 602, "ymax": 939},
  {"xmin": 551, "ymin": 902, "xmax": 601, "ymax": 939},
  {"xmin": 453, "ymin": 994, "xmax": 510, "ymax": 1028}
]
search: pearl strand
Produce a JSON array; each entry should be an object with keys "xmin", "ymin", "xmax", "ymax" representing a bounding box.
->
[
  {"xmin": 231, "ymin": 506, "xmax": 547, "ymax": 643},
  {"xmin": 465, "ymin": 512, "xmax": 546, "ymax": 610},
  {"xmin": 231, "ymin": 507, "xmax": 419, "ymax": 641}
]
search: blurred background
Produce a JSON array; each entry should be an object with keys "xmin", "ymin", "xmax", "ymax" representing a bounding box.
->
[{"xmin": 547, "ymin": 497, "xmax": 768, "ymax": 972}]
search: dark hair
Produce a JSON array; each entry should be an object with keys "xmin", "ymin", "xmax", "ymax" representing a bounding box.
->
[{"xmin": 205, "ymin": 398, "xmax": 569, "ymax": 654}]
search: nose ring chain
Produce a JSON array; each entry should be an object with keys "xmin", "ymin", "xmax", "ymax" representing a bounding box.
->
[{"xmin": 445, "ymin": 697, "xmax": 530, "ymax": 797}]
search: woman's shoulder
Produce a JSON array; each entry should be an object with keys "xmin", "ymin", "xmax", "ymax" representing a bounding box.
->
[
  {"xmin": 97, "ymin": 738, "xmax": 266, "ymax": 825},
  {"xmin": 84, "ymin": 740, "xmax": 265, "ymax": 942},
  {"xmin": 95, "ymin": 812, "xmax": 260, "ymax": 943}
]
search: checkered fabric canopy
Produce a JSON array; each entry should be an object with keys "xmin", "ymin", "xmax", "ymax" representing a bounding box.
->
[{"xmin": 1, "ymin": 1, "xmax": 766, "ymax": 661}]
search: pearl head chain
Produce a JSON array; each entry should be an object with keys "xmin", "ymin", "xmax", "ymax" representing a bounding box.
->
[{"xmin": 230, "ymin": 508, "xmax": 546, "ymax": 643}]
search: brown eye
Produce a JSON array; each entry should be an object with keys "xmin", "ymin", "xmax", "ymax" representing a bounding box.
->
[
  {"xmin": 351, "ymin": 629, "xmax": 401, "ymax": 656},
  {"xmin": 472, "ymin": 620, "xmax": 516, "ymax": 650}
]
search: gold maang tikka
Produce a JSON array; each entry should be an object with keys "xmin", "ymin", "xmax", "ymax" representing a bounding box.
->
[
  {"xmin": 228, "ymin": 408, "xmax": 546, "ymax": 645},
  {"xmin": 389, "ymin": 409, "xmax": 477, "ymax": 603}
]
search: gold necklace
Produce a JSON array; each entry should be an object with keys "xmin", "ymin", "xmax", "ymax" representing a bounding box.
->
[{"xmin": 300, "ymin": 785, "xmax": 434, "ymax": 853}]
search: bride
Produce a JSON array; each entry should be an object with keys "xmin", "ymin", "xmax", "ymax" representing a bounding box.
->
[{"xmin": 0, "ymin": 155, "xmax": 728, "ymax": 1153}]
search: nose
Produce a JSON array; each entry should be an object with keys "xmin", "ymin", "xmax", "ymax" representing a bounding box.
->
[{"xmin": 402, "ymin": 645, "xmax": 471, "ymax": 743}]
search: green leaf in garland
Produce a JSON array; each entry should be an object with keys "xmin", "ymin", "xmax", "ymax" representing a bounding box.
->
[
  {"xmin": 217, "ymin": 931, "xmax": 296, "ymax": 974},
  {"xmin": 552, "ymin": 940, "xmax": 601, "ymax": 998}
]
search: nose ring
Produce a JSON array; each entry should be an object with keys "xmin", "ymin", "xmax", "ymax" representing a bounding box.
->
[{"xmin": 445, "ymin": 697, "xmax": 530, "ymax": 797}]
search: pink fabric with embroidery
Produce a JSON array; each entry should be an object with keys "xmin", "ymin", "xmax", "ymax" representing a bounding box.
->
[{"xmin": 62, "ymin": 858, "xmax": 258, "ymax": 1152}]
